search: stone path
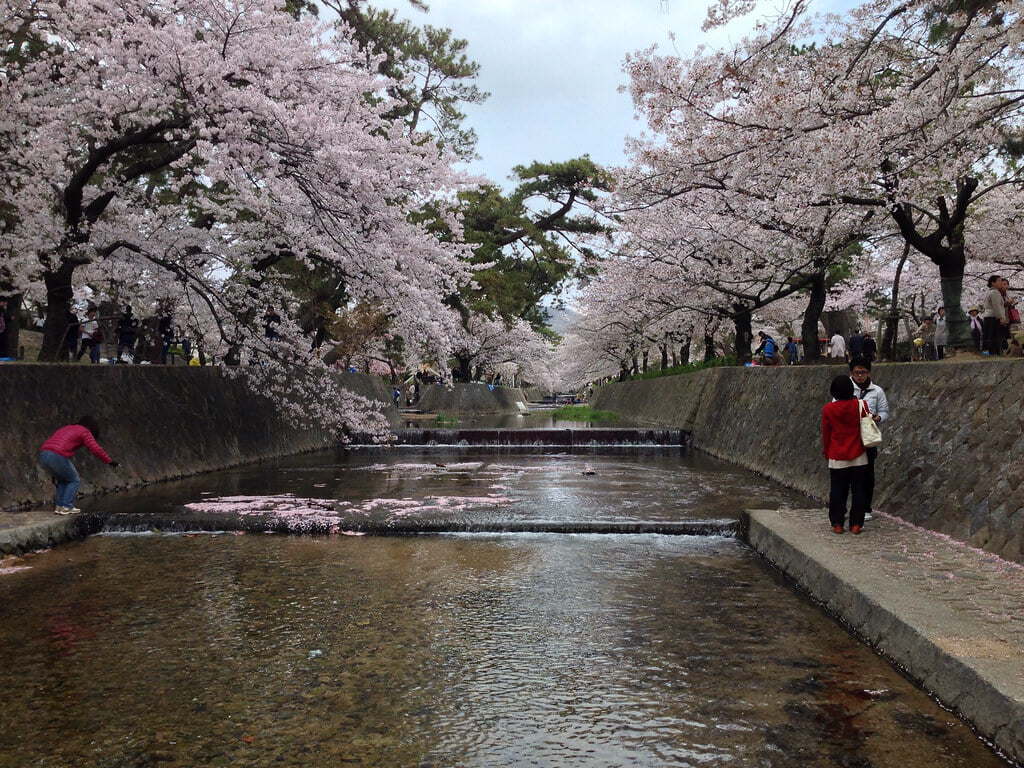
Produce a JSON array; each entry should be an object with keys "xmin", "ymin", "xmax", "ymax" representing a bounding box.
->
[{"xmin": 743, "ymin": 507, "xmax": 1024, "ymax": 766}]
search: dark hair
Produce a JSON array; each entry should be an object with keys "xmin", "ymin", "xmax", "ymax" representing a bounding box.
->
[
  {"xmin": 848, "ymin": 356, "xmax": 871, "ymax": 371},
  {"xmin": 830, "ymin": 375, "xmax": 855, "ymax": 400},
  {"xmin": 76, "ymin": 416, "xmax": 100, "ymax": 439},
  {"xmin": 989, "ymin": 275, "xmax": 1002, "ymax": 287}
]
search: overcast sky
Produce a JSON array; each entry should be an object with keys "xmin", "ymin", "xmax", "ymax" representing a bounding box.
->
[{"xmin": 372, "ymin": 0, "xmax": 854, "ymax": 186}]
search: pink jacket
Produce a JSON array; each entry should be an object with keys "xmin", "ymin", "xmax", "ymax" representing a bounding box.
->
[{"xmin": 40, "ymin": 425, "xmax": 113, "ymax": 463}]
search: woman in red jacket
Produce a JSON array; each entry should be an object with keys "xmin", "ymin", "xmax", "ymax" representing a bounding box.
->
[
  {"xmin": 38, "ymin": 416, "xmax": 119, "ymax": 515},
  {"xmin": 822, "ymin": 375, "xmax": 869, "ymax": 534}
]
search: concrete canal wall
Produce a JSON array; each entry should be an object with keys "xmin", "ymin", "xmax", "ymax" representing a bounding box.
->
[
  {"xmin": 416, "ymin": 382, "xmax": 528, "ymax": 415},
  {"xmin": 0, "ymin": 365, "xmax": 398, "ymax": 509},
  {"xmin": 591, "ymin": 360, "xmax": 1024, "ymax": 564}
]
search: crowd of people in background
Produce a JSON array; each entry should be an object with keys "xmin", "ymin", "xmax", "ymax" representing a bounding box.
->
[
  {"xmin": 753, "ymin": 275, "xmax": 1021, "ymax": 366},
  {"xmin": 53, "ymin": 305, "xmax": 193, "ymax": 365}
]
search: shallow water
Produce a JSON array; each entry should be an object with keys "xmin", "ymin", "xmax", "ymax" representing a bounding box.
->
[
  {"xmin": 0, "ymin": 449, "xmax": 1010, "ymax": 767},
  {"xmin": 92, "ymin": 447, "xmax": 807, "ymax": 528},
  {"xmin": 0, "ymin": 534, "xmax": 1007, "ymax": 768}
]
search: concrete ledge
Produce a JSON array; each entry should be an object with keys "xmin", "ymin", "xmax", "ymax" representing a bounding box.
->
[
  {"xmin": 741, "ymin": 508, "xmax": 1024, "ymax": 764},
  {"xmin": 0, "ymin": 511, "xmax": 102, "ymax": 556}
]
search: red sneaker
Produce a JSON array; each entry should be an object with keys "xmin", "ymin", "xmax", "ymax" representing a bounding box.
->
[
  {"xmin": 832, "ymin": 526, "xmax": 844, "ymax": 534},
  {"xmin": 851, "ymin": 526, "xmax": 862, "ymax": 535}
]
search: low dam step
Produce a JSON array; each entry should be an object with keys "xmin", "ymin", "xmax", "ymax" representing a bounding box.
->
[
  {"xmin": 96, "ymin": 513, "xmax": 735, "ymax": 537},
  {"xmin": 384, "ymin": 428, "xmax": 690, "ymax": 447}
]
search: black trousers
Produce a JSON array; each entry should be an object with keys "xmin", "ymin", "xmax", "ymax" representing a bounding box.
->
[
  {"xmin": 829, "ymin": 464, "xmax": 868, "ymax": 528},
  {"xmin": 982, "ymin": 317, "xmax": 1002, "ymax": 354},
  {"xmin": 864, "ymin": 447, "xmax": 877, "ymax": 510}
]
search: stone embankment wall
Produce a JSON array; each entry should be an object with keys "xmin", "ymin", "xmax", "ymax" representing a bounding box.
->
[
  {"xmin": 1, "ymin": 365, "xmax": 398, "ymax": 509},
  {"xmin": 591, "ymin": 361, "xmax": 1024, "ymax": 563},
  {"xmin": 417, "ymin": 383, "xmax": 527, "ymax": 415}
]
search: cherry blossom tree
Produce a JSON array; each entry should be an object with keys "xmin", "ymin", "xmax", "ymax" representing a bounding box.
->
[
  {"xmin": 450, "ymin": 313, "xmax": 551, "ymax": 383},
  {"xmin": 0, "ymin": 0, "xmax": 472, "ymax": 433},
  {"xmin": 621, "ymin": 0, "xmax": 1023, "ymax": 354}
]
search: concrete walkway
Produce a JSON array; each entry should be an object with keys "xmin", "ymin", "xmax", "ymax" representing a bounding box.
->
[{"xmin": 742, "ymin": 507, "xmax": 1024, "ymax": 766}]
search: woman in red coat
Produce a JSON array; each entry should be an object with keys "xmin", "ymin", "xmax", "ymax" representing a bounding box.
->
[
  {"xmin": 822, "ymin": 375, "xmax": 869, "ymax": 534},
  {"xmin": 38, "ymin": 416, "xmax": 119, "ymax": 515}
]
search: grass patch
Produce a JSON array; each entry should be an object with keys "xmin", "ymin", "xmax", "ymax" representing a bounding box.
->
[
  {"xmin": 550, "ymin": 405, "xmax": 620, "ymax": 421},
  {"xmin": 433, "ymin": 413, "xmax": 459, "ymax": 427}
]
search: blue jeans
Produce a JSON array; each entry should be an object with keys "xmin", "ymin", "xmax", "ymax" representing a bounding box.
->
[{"xmin": 39, "ymin": 451, "xmax": 79, "ymax": 508}]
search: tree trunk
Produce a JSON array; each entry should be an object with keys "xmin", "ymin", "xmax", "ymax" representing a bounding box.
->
[
  {"xmin": 939, "ymin": 261, "xmax": 973, "ymax": 350},
  {"xmin": 703, "ymin": 331, "xmax": 715, "ymax": 362},
  {"xmin": 659, "ymin": 344, "xmax": 668, "ymax": 370},
  {"xmin": 801, "ymin": 272, "xmax": 826, "ymax": 362},
  {"xmin": 733, "ymin": 306, "xmax": 753, "ymax": 363},
  {"xmin": 457, "ymin": 354, "xmax": 471, "ymax": 382},
  {"xmin": 882, "ymin": 242, "xmax": 910, "ymax": 362},
  {"xmin": 40, "ymin": 263, "xmax": 76, "ymax": 361},
  {"xmin": 680, "ymin": 338, "xmax": 691, "ymax": 365}
]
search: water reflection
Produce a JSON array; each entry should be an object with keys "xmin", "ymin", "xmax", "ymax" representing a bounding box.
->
[
  {"xmin": 0, "ymin": 534, "xmax": 1007, "ymax": 768},
  {"xmin": 94, "ymin": 448, "xmax": 806, "ymax": 528}
]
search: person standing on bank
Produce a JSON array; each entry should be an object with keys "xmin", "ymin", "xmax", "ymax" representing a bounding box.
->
[
  {"xmin": 934, "ymin": 307, "xmax": 948, "ymax": 359},
  {"xmin": 822, "ymin": 375, "xmax": 869, "ymax": 535},
  {"xmin": 116, "ymin": 306, "xmax": 139, "ymax": 362},
  {"xmin": 38, "ymin": 417, "xmax": 120, "ymax": 515},
  {"xmin": 968, "ymin": 306, "xmax": 983, "ymax": 350},
  {"xmin": 849, "ymin": 356, "xmax": 889, "ymax": 521},
  {"xmin": 982, "ymin": 275, "xmax": 1007, "ymax": 355}
]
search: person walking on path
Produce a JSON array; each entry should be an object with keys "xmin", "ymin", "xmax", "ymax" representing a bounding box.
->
[
  {"xmin": 38, "ymin": 417, "xmax": 119, "ymax": 515},
  {"xmin": 784, "ymin": 337, "xmax": 799, "ymax": 364},
  {"xmin": 982, "ymin": 275, "xmax": 1007, "ymax": 355},
  {"xmin": 829, "ymin": 330, "xmax": 847, "ymax": 360},
  {"xmin": 848, "ymin": 329, "xmax": 865, "ymax": 359},
  {"xmin": 861, "ymin": 331, "xmax": 877, "ymax": 364},
  {"xmin": 849, "ymin": 356, "xmax": 888, "ymax": 522},
  {"xmin": 822, "ymin": 375, "xmax": 869, "ymax": 535},
  {"xmin": 77, "ymin": 308, "xmax": 102, "ymax": 363}
]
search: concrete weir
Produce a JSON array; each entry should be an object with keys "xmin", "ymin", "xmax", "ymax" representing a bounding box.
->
[
  {"xmin": 387, "ymin": 427, "xmax": 688, "ymax": 448},
  {"xmin": 741, "ymin": 508, "xmax": 1024, "ymax": 765}
]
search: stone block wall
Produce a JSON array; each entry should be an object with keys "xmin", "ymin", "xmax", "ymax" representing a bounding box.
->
[
  {"xmin": 591, "ymin": 361, "xmax": 1024, "ymax": 563},
  {"xmin": 1, "ymin": 365, "xmax": 398, "ymax": 509}
]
